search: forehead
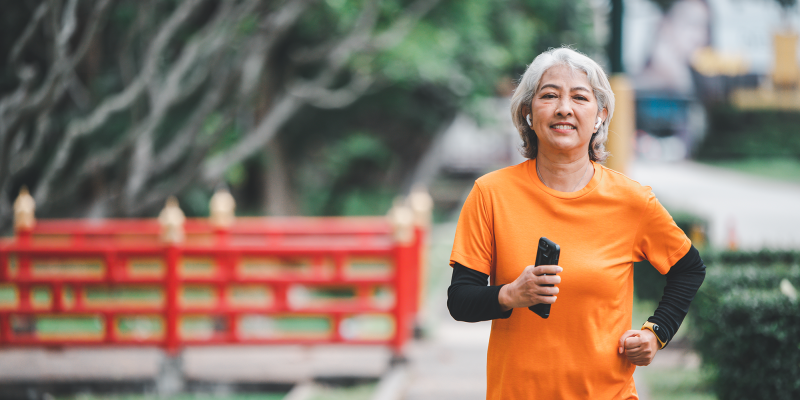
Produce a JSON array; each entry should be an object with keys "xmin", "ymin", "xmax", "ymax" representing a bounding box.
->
[{"xmin": 537, "ymin": 64, "xmax": 591, "ymax": 91}]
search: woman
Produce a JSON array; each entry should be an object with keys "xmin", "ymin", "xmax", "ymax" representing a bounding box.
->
[{"xmin": 447, "ymin": 47, "xmax": 705, "ymax": 399}]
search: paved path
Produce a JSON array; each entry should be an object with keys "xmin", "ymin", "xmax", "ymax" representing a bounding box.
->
[{"xmin": 628, "ymin": 160, "xmax": 800, "ymax": 250}]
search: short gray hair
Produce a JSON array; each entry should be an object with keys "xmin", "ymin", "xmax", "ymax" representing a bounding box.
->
[{"xmin": 510, "ymin": 47, "xmax": 615, "ymax": 162}]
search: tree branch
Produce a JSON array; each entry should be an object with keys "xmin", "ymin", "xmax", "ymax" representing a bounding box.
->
[
  {"xmin": 33, "ymin": 0, "xmax": 208, "ymax": 205},
  {"xmin": 289, "ymin": 72, "xmax": 374, "ymax": 109},
  {"xmin": 372, "ymin": 0, "xmax": 442, "ymax": 50},
  {"xmin": 198, "ymin": 0, "xmax": 441, "ymax": 186},
  {"xmin": 9, "ymin": 3, "xmax": 49, "ymax": 65}
]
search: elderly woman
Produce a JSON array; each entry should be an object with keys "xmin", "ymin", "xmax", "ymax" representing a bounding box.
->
[{"xmin": 447, "ymin": 47, "xmax": 705, "ymax": 399}]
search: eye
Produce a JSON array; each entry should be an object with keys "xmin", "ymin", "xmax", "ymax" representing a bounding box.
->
[
  {"xmin": 574, "ymin": 95, "xmax": 588, "ymax": 101},
  {"xmin": 541, "ymin": 93, "xmax": 557, "ymax": 99}
]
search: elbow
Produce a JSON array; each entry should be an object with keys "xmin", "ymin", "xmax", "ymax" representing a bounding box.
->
[{"xmin": 446, "ymin": 285, "xmax": 472, "ymax": 322}]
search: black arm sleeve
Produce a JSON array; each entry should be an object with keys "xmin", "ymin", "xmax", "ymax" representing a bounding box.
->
[
  {"xmin": 447, "ymin": 263, "xmax": 513, "ymax": 322},
  {"xmin": 647, "ymin": 245, "xmax": 706, "ymax": 347}
]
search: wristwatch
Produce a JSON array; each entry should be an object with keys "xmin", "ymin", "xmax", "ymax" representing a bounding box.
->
[{"xmin": 641, "ymin": 321, "xmax": 668, "ymax": 349}]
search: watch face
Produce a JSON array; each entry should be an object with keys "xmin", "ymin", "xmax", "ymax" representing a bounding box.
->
[{"xmin": 652, "ymin": 324, "xmax": 667, "ymax": 342}]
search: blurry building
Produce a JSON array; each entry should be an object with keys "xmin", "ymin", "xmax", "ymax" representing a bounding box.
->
[{"xmin": 624, "ymin": 0, "xmax": 800, "ymax": 160}]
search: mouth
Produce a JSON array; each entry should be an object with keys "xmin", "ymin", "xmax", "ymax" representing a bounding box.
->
[{"xmin": 550, "ymin": 123, "xmax": 576, "ymax": 131}]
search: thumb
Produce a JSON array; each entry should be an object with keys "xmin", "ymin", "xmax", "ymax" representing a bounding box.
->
[{"xmin": 618, "ymin": 330, "xmax": 639, "ymax": 354}]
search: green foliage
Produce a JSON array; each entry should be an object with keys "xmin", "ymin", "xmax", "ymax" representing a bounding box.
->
[
  {"xmin": 703, "ymin": 249, "xmax": 800, "ymax": 267},
  {"xmin": 701, "ymin": 158, "xmax": 800, "ymax": 185},
  {"xmin": 696, "ymin": 106, "xmax": 800, "ymax": 160},
  {"xmin": 0, "ymin": 0, "xmax": 597, "ymax": 223},
  {"xmin": 690, "ymin": 265, "xmax": 800, "ymax": 399},
  {"xmin": 634, "ymin": 260, "xmax": 667, "ymax": 302}
]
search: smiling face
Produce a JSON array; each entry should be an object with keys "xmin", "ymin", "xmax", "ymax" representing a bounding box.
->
[{"xmin": 529, "ymin": 64, "xmax": 607, "ymax": 160}]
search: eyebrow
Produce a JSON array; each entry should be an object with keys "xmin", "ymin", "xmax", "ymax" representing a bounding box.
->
[{"xmin": 538, "ymin": 83, "xmax": 591, "ymax": 93}]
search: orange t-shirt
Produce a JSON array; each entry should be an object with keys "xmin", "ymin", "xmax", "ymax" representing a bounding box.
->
[{"xmin": 450, "ymin": 159, "xmax": 690, "ymax": 400}]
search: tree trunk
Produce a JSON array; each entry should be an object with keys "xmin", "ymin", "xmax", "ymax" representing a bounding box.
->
[{"xmin": 264, "ymin": 141, "xmax": 296, "ymax": 216}]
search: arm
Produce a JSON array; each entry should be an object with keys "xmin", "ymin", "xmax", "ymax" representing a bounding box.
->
[
  {"xmin": 648, "ymin": 244, "xmax": 706, "ymax": 345},
  {"xmin": 620, "ymin": 245, "xmax": 706, "ymax": 365},
  {"xmin": 447, "ymin": 262, "xmax": 562, "ymax": 322},
  {"xmin": 447, "ymin": 263, "xmax": 512, "ymax": 322}
]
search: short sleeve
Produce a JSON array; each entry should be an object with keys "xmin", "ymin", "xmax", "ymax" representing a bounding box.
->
[
  {"xmin": 632, "ymin": 190, "xmax": 691, "ymax": 274},
  {"xmin": 449, "ymin": 182, "xmax": 495, "ymax": 275}
]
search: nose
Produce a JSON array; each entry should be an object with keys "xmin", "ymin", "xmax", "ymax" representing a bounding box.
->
[{"xmin": 555, "ymin": 97, "xmax": 573, "ymax": 117}]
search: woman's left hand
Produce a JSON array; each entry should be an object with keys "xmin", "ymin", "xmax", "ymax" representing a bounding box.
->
[{"xmin": 618, "ymin": 329, "xmax": 659, "ymax": 366}]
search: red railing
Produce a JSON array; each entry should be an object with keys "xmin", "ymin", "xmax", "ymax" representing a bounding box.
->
[{"xmin": 0, "ymin": 190, "xmax": 430, "ymax": 356}]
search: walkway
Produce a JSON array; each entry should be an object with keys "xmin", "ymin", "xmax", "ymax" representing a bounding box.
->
[{"xmin": 628, "ymin": 160, "xmax": 800, "ymax": 250}]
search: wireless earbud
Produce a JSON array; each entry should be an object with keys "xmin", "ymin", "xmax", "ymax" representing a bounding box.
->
[
  {"xmin": 526, "ymin": 114, "xmax": 532, "ymax": 126},
  {"xmin": 595, "ymin": 117, "xmax": 602, "ymax": 129}
]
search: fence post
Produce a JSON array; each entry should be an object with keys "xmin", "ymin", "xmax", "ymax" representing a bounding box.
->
[
  {"xmin": 389, "ymin": 201, "xmax": 415, "ymax": 359},
  {"xmin": 407, "ymin": 186, "xmax": 432, "ymax": 328},
  {"xmin": 159, "ymin": 197, "xmax": 184, "ymax": 354}
]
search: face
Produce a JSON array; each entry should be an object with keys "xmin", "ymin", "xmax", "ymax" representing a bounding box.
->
[{"xmin": 529, "ymin": 64, "xmax": 607, "ymax": 159}]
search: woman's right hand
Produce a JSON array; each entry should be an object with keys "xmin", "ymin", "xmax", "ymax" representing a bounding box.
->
[{"xmin": 498, "ymin": 264, "xmax": 562, "ymax": 311}]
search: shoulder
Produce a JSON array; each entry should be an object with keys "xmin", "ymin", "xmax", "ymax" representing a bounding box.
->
[
  {"xmin": 598, "ymin": 164, "xmax": 654, "ymax": 201},
  {"xmin": 474, "ymin": 161, "xmax": 529, "ymax": 192}
]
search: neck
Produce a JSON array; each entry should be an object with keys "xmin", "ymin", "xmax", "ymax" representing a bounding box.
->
[{"xmin": 535, "ymin": 152, "xmax": 593, "ymax": 192}]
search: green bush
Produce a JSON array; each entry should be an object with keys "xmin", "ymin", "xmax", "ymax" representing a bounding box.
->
[
  {"xmin": 703, "ymin": 249, "xmax": 800, "ymax": 266},
  {"xmin": 690, "ymin": 265, "xmax": 800, "ymax": 399},
  {"xmin": 696, "ymin": 106, "xmax": 800, "ymax": 159},
  {"xmin": 634, "ymin": 260, "xmax": 666, "ymax": 302}
]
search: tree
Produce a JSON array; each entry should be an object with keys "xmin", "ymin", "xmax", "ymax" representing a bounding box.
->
[{"xmin": 0, "ymin": 0, "xmax": 596, "ymax": 231}]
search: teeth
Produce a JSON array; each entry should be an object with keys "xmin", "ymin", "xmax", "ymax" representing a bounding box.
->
[{"xmin": 553, "ymin": 124, "xmax": 575, "ymax": 129}]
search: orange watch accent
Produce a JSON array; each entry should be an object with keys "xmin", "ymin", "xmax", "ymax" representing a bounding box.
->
[{"xmin": 642, "ymin": 321, "xmax": 667, "ymax": 349}]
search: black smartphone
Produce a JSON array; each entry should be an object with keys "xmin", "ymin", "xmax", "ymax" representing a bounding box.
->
[{"xmin": 529, "ymin": 237, "xmax": 560, "ymax": 319}]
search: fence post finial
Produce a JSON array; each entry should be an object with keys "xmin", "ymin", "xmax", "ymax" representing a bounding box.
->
[
  {"xmin": 159, "ymin": 196, "xmax": 186, "ymax": 243},
  {"xmin": 408, "ymin": 185, "xmax": 433, "ymax": 227},
  {"xmin": 209, "ymin": 189, "xmax": 236, "ymax": 229},
  {"xmin": 388, "ymin": 198, "xmax": 414, "ymax": 245},
  {"xmin": 14, "ymin": 186, "xmax": 36, "ymax": 232}
]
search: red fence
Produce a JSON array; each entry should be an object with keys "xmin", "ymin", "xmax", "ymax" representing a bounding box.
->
[{"xmin": 0, "ymin": 189, "xmax": 431, "ymax": 355}]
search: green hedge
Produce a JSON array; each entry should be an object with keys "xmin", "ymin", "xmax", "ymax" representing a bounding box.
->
[
  {"xmin": 690, "ymin": 265, "xmax": 800, "ymax": 399},
  {"xmin": 703, "ymin": 249, "xmax": 800, "ymax": 266},
  {"xmin": 695, "ymin": 106, "xmax": 800, "ymax": 159}
]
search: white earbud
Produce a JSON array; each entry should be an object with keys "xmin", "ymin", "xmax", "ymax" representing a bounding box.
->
[
  {"xmin": 594, "ymin": 117, "xmax": 602, "ymax": 129},
  {"xmin": 526, "ymin": 114, "xmax": 532, "ymax": 126}
]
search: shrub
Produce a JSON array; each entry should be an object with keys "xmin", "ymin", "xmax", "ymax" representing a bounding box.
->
[
  {"xmin": 690, "ymin": 265, "xmax": 800, "ymax": 399},
  {"xmin": 696, "ymin": 106, "xmax": 800, "ymax": 159},
  {"xmin": 703, "ymin": 249, "xmax": 800, "ymax": 266}
]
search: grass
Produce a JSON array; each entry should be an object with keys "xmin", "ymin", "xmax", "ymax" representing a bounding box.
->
[
  {"xmin": 633, "ymin": 298, "xmax": 716, "ymax": 400},
  {"xmin": 58, "ymin": 394, "xmax": 286, "ymax": 400},
  {"xmin": 702, "ymin": 157, "xmax": 800, "ymax": 185},
  {"xmin": 639, "ymin": 367, "xmax": 716, "ymax": 400},
  {"xmin": 307, "ymin": 383, "xmax": 375, "ymax": 400}
]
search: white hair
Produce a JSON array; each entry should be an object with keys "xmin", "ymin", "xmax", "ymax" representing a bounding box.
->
[{"xmin": 510, "ymin": 47, "xmax": 615, "ymax": 162}]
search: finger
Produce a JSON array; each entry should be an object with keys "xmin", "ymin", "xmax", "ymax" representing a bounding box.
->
[
  {"xmin": 531, "ymin": 285, "xmax": 559, "ymax": 296},
  {"xmin": 618, "ymin": 330, "xmax": 639, "ymax": 354},
  {"xmin": 536, "ymin": 274, "xmax": 562, "ymax": 286},
  {"xmin": 534, "ymin": 265, "xmax": 563, "ymax": 275},
  {"xmin": 625, "ymin": 335, "xmax": 643, "ymax": 349},
  {"xmin": 533, "ymin": 294, "xmax": 557, "ymax": 304}
]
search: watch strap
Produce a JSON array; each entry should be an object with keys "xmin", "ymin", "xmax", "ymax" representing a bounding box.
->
[{"xmin": 641, "ymin": 321, "xmax": 668, "ymax": 349}]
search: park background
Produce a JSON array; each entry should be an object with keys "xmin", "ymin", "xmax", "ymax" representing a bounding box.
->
[{"xmin": 1, "ymin": 0, "xmax": 800, "ymax": 399}]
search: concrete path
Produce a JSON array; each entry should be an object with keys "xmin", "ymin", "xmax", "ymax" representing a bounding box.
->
[{"xmin": 628, "ymin": 160, "xmax": 800, "ymax": 250}]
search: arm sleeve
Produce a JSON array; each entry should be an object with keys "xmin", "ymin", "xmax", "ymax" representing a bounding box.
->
[
  {"xmin": 447, "ymin": 263, "xmax": 513, "ymax": 322},
  {"xmin": 647, "ymin": 245, "xmax": 706, "ymax": 347}
]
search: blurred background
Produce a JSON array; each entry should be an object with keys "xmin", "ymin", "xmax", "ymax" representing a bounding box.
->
[{"xmin": 1, "ymin": 0, "xmax": 800, "ymax": 399}]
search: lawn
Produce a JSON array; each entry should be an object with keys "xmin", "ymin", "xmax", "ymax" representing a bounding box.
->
[{"xmin": 702, "ymin": 157, "xmax": 800, "ymax": 185}]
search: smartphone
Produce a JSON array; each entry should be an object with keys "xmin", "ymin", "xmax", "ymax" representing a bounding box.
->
[{"xmin": 529, "ymin": 237, "xmax": 560, "ymax": 319}]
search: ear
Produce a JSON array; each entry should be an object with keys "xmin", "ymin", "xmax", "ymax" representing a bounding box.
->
[
  {"xmin": 599, "ymin": 108, "xmax": 609, "ymax": 124},
  {"xmin": 596, "ymin": 108, "xmax": 609, "ymax": 131}
]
